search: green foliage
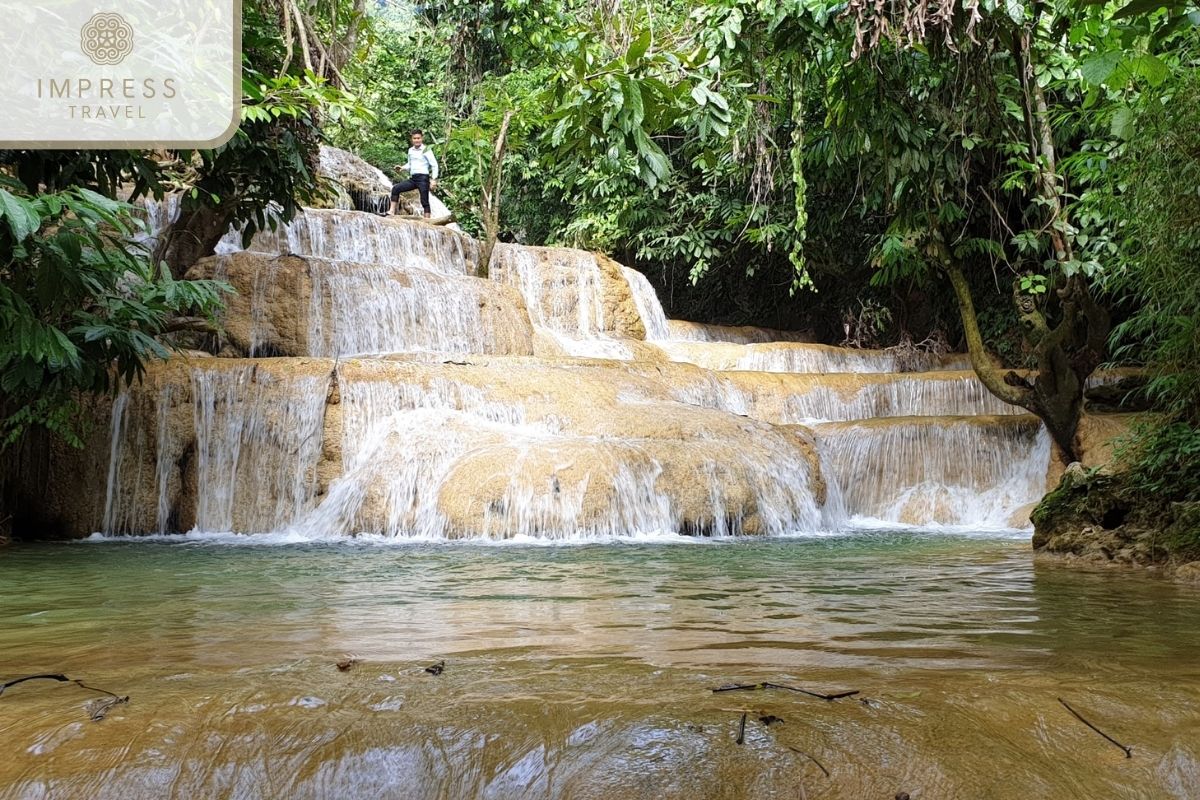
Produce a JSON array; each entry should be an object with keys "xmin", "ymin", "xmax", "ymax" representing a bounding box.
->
[
  {"xmin": 330, "ymin": 13, "xmax": 452, "ymax": 169},
  {"xmin": 197, "ymin": 65, "xmax": 370, "ymax": 247},
  {"xmin": 330, "ymin": 0, "xmax": 1199, "ymax": 356},
  {"xmin": 1116, "ymin": 421, "xmax": 1200, "ymax": 501},
  {"xmin": 0, "ymin": 180, "xmax": 228, "ymax": 446},
  {"xmin": 1107, "ymin": 58, "xmax": 1200, "ymax": 502}
]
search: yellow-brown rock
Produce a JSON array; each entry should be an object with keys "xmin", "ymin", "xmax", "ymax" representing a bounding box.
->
[{"xmin": 186, "ymin": 252, "xmax": 535, "ymax": 358}]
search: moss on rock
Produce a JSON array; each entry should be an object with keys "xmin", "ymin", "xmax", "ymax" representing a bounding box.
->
[{"xmin": 1032, "ymin": 465, "xmax": 1200, "ymax": 575}]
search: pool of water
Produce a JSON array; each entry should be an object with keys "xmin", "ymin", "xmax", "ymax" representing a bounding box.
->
[{"xmin": 2, "ymin": 533, "xmax": 1198, "ymax": 798}]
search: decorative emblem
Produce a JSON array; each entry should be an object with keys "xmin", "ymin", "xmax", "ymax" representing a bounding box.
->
[{"xmin": 80, "ymin": 12, "xmax": 134, "ymax": 66}]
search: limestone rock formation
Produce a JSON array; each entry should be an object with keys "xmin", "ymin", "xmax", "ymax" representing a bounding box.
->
[
  {"xmin": 185, "ymin": 251, "xmax": 534, "ymax": 358},
  {"xmin": 316, "ymin": 145, "xmax": 457, "ymax": 223},
  {"xmin": 650, "ymin": 340, "xmax": 971, "ymax": 374},
  {"xmin": 489, "ymin": 244, "xmax": 647, "ymax": 340},
  {"xmin": 318, "ymin": 145, "xmax": 392, "ymax": 199},
  {"xmin": 17, "ymin": 355, "xmax": 830, "ymax": 539},
  {"xmin": 1032, "ymin": 457, "xmax": 1200, "ymax": 571},
  {"xmin": 228, "ymin": 208, "xmax": 480, "ymax": 272},
  {"xmin": 5, "ymin": 184, "xmax": 1069, "ymax": 542},
  {"xmin": 665, "ymin": 320, "xmax": 815, "ymax": 344}
]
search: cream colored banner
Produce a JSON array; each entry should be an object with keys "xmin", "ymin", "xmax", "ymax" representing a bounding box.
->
[{"xmin": 0, "ymin": 1, "xmax": 240, "ymax": 147}]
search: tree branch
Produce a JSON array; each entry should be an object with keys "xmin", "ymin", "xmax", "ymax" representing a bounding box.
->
[{"xmin": 943, "ymin": 256, "xmax": 1032, "ymax": 409}]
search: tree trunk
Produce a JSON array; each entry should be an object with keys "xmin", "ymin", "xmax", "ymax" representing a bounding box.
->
[
  {"xmin": 154, "ymin": 205, "xmax": 234, "ymax": 279},
  {"xmin": 943, "ymin": 27, "xmax": 1113, "ymax": 465},
  {"xmin": 945, "ymin": 254, "xmax": 1107, "ymax": 464},
  {"xmin": 477, "ymin": 110, "xmax": 515, "ymax": 277}
]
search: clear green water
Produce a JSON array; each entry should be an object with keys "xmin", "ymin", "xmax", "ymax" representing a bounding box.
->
[{"xmin": 2, "ymin": 533, "xmax": 1198, "ymax": 799}]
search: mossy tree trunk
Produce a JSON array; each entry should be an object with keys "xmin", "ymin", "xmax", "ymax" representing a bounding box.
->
[
  {"xmin": 938, "ymin": 26, "xmax": 1110, "ymax": 465},
  {"xmin": 945, "ymin": 260, "xmax": 1107, "ymax": 464}
]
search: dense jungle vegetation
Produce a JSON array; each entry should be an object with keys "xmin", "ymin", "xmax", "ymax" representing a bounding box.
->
[{"xmin": 2, "ymin": 0, "xmax": 1198, "ymax": 538}]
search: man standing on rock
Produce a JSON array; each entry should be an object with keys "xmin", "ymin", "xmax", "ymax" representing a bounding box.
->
[{"xmin": 383, "ymin": 128, "xmax": 439, "ymax": 219}]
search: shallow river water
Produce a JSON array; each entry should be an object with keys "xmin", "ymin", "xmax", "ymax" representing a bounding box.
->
[{"xmin": 2, "ymin": 532, "xmax": 1198, "ymax": 799}]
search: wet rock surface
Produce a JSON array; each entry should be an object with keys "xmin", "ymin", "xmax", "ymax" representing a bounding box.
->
[
  {"xmin": 4, "ymin": 205, "xmax": 1072, "ymax": 540},
  {"xmin": 1032, "ymin": 463, "xmax": 1200, "ymax": 577}
]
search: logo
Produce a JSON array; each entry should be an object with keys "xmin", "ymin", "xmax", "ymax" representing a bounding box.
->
[
  {"xmin": 80, "ymin": 12, "xmax": 134, "ymax": 66},
  {"xmin": 3, "ymin": 2, "xmax": 239, "ymax": 148}
]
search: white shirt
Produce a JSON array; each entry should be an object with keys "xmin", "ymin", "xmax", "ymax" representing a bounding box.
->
[{"xmin": 407, "ymin": 145, "xmax": 439, "ymax": 180}]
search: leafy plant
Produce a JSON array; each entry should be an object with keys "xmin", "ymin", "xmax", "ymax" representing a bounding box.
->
[{"xmin": 0, "ymin": 180, "xmax": 228, "ymax": 446}]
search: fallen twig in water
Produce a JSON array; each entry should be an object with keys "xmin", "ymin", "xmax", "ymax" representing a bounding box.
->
[
  {"xmin": 87, "ymin": 695, "xmax": 129, "ymax": 721},
  {"xmin": 1058, "ymin": 697, "xmax": 1132, "ymax": 758},
  {"xmin": 1, "ymin": 674, "xmax": 128, "ymax": 721},
  {"xmin": 705, "ymin": 681, "xmax": 859, "ymax": 700},
  {"xmin": 0, "ymin": 674, "xmax": 69, "ymax": 697},
  {"xmin": 73, "ymin": 680, "xmax": 129, "ymax": 721},
  {"xmin": 735, "ymin": 712, "xmax": 747, "ymax": 745},
  {"xmin": 712, "ymin": 682, "xmax": 859, "ymax": 700},
  {"xmin": 73, "ymin": 680, "xmax": 123, "ymax": 700},
  {"xmin": 786, "ymin": 746, "xmax": 831, "ymax": 778},
  {"xmin": 764, "ymin": 683, "xmax": 860, "ymax": 701}
]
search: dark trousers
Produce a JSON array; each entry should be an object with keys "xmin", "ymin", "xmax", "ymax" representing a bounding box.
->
[{"xmin": 391, "ymin": 173, "xmax": 431, "ymax": 213}]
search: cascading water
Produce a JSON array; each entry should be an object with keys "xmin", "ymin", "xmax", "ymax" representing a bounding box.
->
[
  {"xmin": 746, "ymin": 372, "xmax": 1021, "ymax": 422},
  {"xmin": 664, "ymin": 319, "xmax": 811, "ymax": 344},
  {"xmin": 487, "ymin": 243, "xmax": 650, "ymax": 360},
  {"xmin": 816, "ymin": 417, "xmax": 1051, "ymax": 528},
  {"xmin": 287, "ymin": 363, "xmax": 827, "ymax": 539},
  {"xmin": 189, "ymin": 366, "xmax": 328, "ymax": 533},
  {"xmin": 101, "ymin": 364, "xmax": 329, "ymax": 535},
  {"xmin": 238, "ymin": 208, "xmax": 478, "ymax": 274},
  {"xmin": 653, "ymin": 340, "xmax": 971, "ymax": 373},
  {"xmin": 303, "ymin": 259, "xmax": 531, "ymax": 357},
  {"xmin": 490, "ymin": 244, "xmax": 605, "ymax": 337},
  {"xmin": 85, "ymin": 202, "xmax": 1055, "ymax": 540},
  {"xmin": 621, "ymin": 266, "xmax": 670, "ymax": 340}
]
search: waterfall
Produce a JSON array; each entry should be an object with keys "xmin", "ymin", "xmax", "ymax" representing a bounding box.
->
[
  {"xmin": 303, "ymin": 259, "xmax": 531, "ymax": 357},
  {"xmin": 131, "ymin": 193, "xmax": 181, "ymax": 249},
  {"xmin": 289, "ymin": 364, "xmax": 826, "ymax": 539},
  {"xmin": 236, "ymin": 209, "xmax": 478, "ymax": 275},
  {"xmin": 154, "ymin": 383, "xmax": 180, "ymax": 534},
  {"xmin": 189, "ymin": 366, "xmax": 328, "ymax": 533},
  {"xmin": 816, "ymin": 417, "xmax": 1051, "ymax": 528},
  {"xmin": 665, "ymin": 320, "xmax": 810, "ymax": 344},
  {"xmin": 101, "ymin": 392, "xmax": 136, "ymax": 535},
  {"xmin": 490, "ymin": 244, "xmax": 608, "ymax": 337},
  {"xmin": 71, "ymin": 197, "xmax": 1059, "ymax": 541},
  {"xmin": 654, "ymin": 341, "xmax": 971, "ymax": 373},
  {"xmin": 621, "ymin": 267, "xmax": 670, "ymax": 340},
  {"xmin": 713, "ymin": 372, "xmax": 1023, "ymax": 423},
  {"xmin": 100, "ymin": 365, "xmax": 328, "ymax": 535}
]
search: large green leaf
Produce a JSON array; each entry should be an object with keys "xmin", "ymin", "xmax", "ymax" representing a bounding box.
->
[
  {"xmin": 626, "ymin": 30, "xmax": 651, "ymax": 66},
  {"xmin": 1128, "ymin": 53, "xmax": 1171, "ymax": 86},
  {"xmin": 0, "ymin": 189, "xmax": 41, "ymax": 242},
  {"xmin": 1081, "ymin": 51, "xmax": 1122, "ymax": 85},
  {"xmin": 1113, "ymin": 0, "xmax": 1172, "ymax": 19}
]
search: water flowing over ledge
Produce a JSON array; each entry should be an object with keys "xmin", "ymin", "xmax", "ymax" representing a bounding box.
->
[{"xmin": 9, "ymin": 207, "xmax": 1058, "ymax": 541}]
